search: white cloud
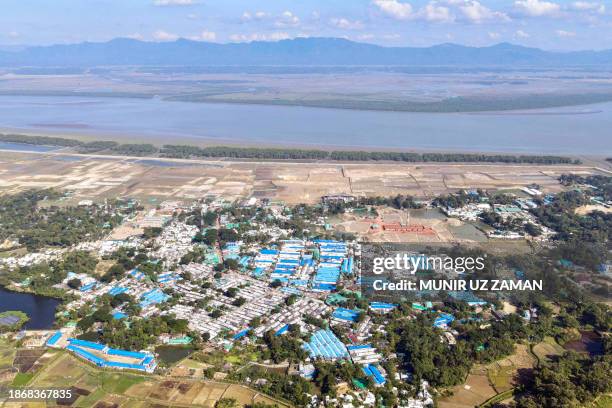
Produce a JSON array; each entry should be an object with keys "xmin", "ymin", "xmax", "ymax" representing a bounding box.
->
[
  {"xmin": 458, "ymin": 1, "xmax": 510, "ymax": 23},
  {"xmin": 382, "ymin": 33, "xmax": 402, "ymax": 40},
  {"xmin": 329, "ymin": 18, "xmax": 364, "ymax": 30},
  {"xmin": 556, "ymin": 29, "xmax": 576, "ymax": 37},
  {"xmin": 187, "ymin": 13, "xmax": 199, "ymax": 20},
  {"xmin": 373, "ymin": 0, "xmax": 454, "ymax": 23},
  {"xmin": 241, "ymin": 11, "xmax": 270, "ymax": 21},
  {"xmin": 514, "ymin": 0, "xmax": 560, "ymax": 17},
  {"xmin": 515, "ymin": 29, "xmax": 530, "ymax": 37},
  {"xmin": 188, "ymin": 30, "xmax": 217, "ymax": 41},
  {"xmin": 153, "ymin": 0, "xmax": 194, "ymax": 6},
  {"xmin": 488, "ymin": 31, "xmax": 500, "ymax": 39},
  {"xmin": 7, "ymin": 31, "xmax": 19, "ymax": 39},
  {"xmin": 357, "ymin": 34, "xmax": 375, "ymax": 40},
  {"xmin": 420, "ymin": 3, "xmax": 455, "ymax": 23},
  {"xmin": 311, "ymin": 11, "xmax": 321, "ymax": 20},
  {"xmin": 152, "ymin": 30, "xmax": 179, "ymax": 41},
  {"xmin": 125, "ymin": 33, "xmax": 144, "ymax": 40},
  {"xmin": 571, "ymin": 2, "xmax": 605, "ymax": 14},
  {"xmin": 229, "ymin": 32, "xmax": 291, "ymax": 42},
  {"xmin": 372, "ymin": 0, "xmax": 414, "ymax": 20},
  {"xmin": 275, "ymin": 11, "xmax": 300, "ymax": 27}
]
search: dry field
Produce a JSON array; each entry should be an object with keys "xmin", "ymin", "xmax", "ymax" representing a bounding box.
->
[
  {"xmin": 438, "ymin": 344, "xmax": 536, "ymax": 408},
  {"xmin": 334, "ymin": 207, "xmax": 487, "ymax": 244},
  {"xmin": 532, "ymin": 337, "xmax": 566, "ymax": 365},
  {"xmin": 0, "ymin": 150, "xmax": 606, "ymax": 205},
  {"xmin": 438, "ymin": 366, "xmax": 498, "ymax": 408},
  {"xmin": 575, "ymin": 204, "xmax": 612, "ymax": 215}
]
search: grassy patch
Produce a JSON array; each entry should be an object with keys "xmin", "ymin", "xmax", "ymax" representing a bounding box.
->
[
  {"xmin": 532, "ymin": 337, "xmax": 565, "ymax": 365},
  {"xmin": 180, "ymin": 358, "xmax": 207, "ymax": 369},
  {"xmin": 100, "ymin": 373, "xmax": 146, "ymax": 394},
  {"xmin": 479, "ymin": 388, "xmax": 514, "ymax": 408},
  {"xmin": 0, "ymin": 247, "xmax": 27, "ymax": 258},
  {"xmin": 75, "ymin": 387, "xmax": 107, "ymax": 408},
  {"xmin": 0, "ymin": 339, "xmax": 16, "ymax": 369},
  {"xmin": 12, "ymin": 372, "xmax": 34, "ymax": 386},
  {"xmin": 590, "ymin": 395, "xmax": 612, "ymax": 408},
  {"xmin": 487, "ymin": 364, "xmax": 515, "ymax": 392}
]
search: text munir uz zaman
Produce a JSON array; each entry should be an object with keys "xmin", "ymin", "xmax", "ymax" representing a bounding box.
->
[{"xmin": 370, "ymin": 254, "xmax": 543, "ymax": 291}]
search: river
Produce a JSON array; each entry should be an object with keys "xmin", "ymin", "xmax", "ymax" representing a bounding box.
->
[
  {"xmin": 0, "ymin": 95, "xmax": 611, "ymax": 155},
  {"xmin": 0, "ymin": 287, "xmax": 60, "ymax": 330}
]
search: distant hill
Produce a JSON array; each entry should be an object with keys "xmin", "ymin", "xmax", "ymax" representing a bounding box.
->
[{"xmin": 1, "ymin": 37, "xmax": 612, "ymax": 67}]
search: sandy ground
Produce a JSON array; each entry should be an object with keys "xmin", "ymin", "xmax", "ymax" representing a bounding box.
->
[
  {"xmin": 334, "ymin": 207, "xmax": 486, "ymax": 243},
  {"xmin": 575, "ymin": 204, "xmax": 611, "ymax": 215},
  {"xmin": 0, "ymin": 149, "xmax": 607, "ymax": 204}
]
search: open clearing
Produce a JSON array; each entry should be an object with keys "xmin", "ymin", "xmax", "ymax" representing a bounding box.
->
[
  {"xmin": 438, "ymin": 344, "xmax": 536, "ymax": 408},
  {"xmin": 334, "ymin": 207, "xmax": 488, "ymax": 244},
  {"xmin": 0, "ymin": 150, "xmax": 605, "ymax": 205},
  {"xmin": 532, "ymin": 336, "xmax": 566, "ymax": 365}
]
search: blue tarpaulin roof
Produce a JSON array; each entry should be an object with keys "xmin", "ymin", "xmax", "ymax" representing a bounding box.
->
[
  {"xmin": 275, "ymin": 324, "xmax": 290, "ymax": 336},
  {"xmin": 46, "ymin": 330, "xmax": 62, "ymax": 346},
  {"xmin": 302, "ymin": 329, "xmax": 349, "ymax": 360},
  {"xmin": 112, "ymin": 312, "xmax": 127, "ymax": 320},
  {"xmin": 233, "ymin": 329, "xmax": 250, "ymax": 340},
  {"xmin": 68, "ymin": 338, "xmax": 106, "ymax": 351},
  {"xmin": 332, "ymin": 307, "xmax": 360, "ymax": 322},
  {"xmin": 362, "ymin": 364, "xmax": 386, "ymax": 385}
]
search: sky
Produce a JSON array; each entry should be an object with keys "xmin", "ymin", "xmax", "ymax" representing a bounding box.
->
[{"xmin": 1, "ymin": 0, "xmax": 611, "ymax": 50}]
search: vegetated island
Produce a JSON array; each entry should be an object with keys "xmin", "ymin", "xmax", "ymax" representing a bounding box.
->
[
  {"xmin": 3, "ymin": 90, "xmax": 612, "ymax": 113},
  {"xmin": 167, "ymin": 92, "xmax": 612, "ymax": 114},
  {"xmin": 0, "ymin": 134, "xmax": 581, "ymax": 165},
  {"xmin": 0, "ymin": 311, "xmax": 29, "ymax": 332}
]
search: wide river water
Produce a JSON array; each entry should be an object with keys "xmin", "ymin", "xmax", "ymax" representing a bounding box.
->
[{"xmin": 0, "ymin": 95, "xmax": 610, "ymax": 155}]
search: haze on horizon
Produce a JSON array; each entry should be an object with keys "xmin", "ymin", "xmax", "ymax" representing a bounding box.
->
[{"xmin": 1, "ymin": 0, "xmax": 611, "ymax": 51}]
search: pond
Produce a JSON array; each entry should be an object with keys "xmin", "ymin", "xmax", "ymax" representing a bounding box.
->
[
  {"xmin": 0, "ymin": 286, "xmax": 60, "ymax": 330},
  {"xmin": 564, "ymin": 331, "xmax": 604, "ymax": 356},
  {"xmin": 155, "ymin": 345, "xmax": 195, "ymax": 365}
]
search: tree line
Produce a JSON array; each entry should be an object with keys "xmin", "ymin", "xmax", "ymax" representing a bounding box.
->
[{"xmin": 0, "ymin": 133, "xmax": 580, "ymax": 164}]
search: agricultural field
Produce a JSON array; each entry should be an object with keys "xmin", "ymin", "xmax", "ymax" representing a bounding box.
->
[
  {"xmin": 438, "ymin": 344, "xmax": 536, "ymax": 408},
  {"xmin": 438, "ymin": 365, "xmax": 498, "ymax": 408},
  {"xmin": 1, "ymin": 350, "xmax": 287, "ymax": 407},
  {"xmin": 486, "ymin": 344, "xmax": 536, "ymax": 394},
  {"xmin": 532, "ymin": 336, "xmax": 566, "ymax": 365}
]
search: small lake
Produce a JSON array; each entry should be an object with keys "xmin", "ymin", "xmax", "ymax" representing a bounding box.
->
[
  {"xmin": 155, "ymin": 345, "xmax": 195, "ymax": 365},
  {"xmin": 0, "ymin": 141, "xmax": 60, "ymax": 152},
  {"xmin": 0, "ymin": 286, "xmax": 60, "ymax": 330},
  {"xmin": 564, "ymin": 331, "xmax": 604, "ymax": 356},
  {"xmin": 0, "ymin": 95, "xmax": 611, "ymax": 155}
]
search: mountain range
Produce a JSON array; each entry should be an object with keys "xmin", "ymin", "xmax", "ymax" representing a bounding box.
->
[{"xmin": 1, "ymin": 37, "xmax": 612, "ymax": 67}]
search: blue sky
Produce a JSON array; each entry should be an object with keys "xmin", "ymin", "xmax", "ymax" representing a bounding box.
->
[{"xmin": 2, "ymin": 0, "xmax": 611, "ymax": 50}]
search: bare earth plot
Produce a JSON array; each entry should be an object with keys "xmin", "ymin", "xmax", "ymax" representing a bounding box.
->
[
  {"xmin": 334, "ymin": 207, "xmax": 487, "ymax": 244},
  {"xmin": 0, "ymin": 150, "xmax": 606, "ymax": 204}
]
